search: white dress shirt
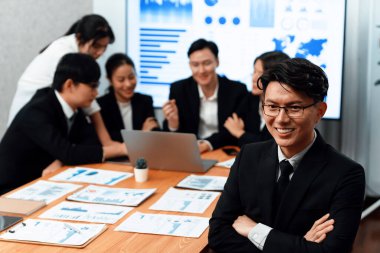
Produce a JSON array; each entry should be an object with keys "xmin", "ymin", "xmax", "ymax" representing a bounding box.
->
[
  {"xmin": 248, "ymin": 130, "xmax": 317, "ymax": 250},
  {"xmin": 54, "ymin": 90, "xmax": 76, "ymax": 131},
  {"xmin": 118, "ymin": 101, "xmax": 133, "ymax": 131},
  {"xmin": 197, "ymin": 84, "xmax": 218, "ymax": 139}
]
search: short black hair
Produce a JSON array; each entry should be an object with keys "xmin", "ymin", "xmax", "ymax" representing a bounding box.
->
[
  {"xmin": 258, "ymin": 58, "xmax": 329, "ymax": 102},
  {"xmin": 254, "ymin": 51, "xmax": 290, "ymax": 71},
  {"xmin": 187, "ymin": 38, "xmax": 218, "ymax": 58},
  {"xmin": 52, "ymin": 53, "xmax": 100, "ymax": 92},
  {"xmin": 105, "ymin": 53, "xmax": 135, "ymax": 79}
]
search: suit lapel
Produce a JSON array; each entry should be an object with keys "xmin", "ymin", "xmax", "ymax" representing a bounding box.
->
[
  {"xmin": 48, "ymin": 89, "xmax": 70, "ymax": 135},
  {"xmin": 257, "ymin": 141, "xmax": 278, "ymax": 226},
  {"xmin": 274, "ymin": 133, "xmax": 328, "ymax": 229},
  {"xmin": 107, "ymin": 91, "xmax": 125, "ymax": 130}
]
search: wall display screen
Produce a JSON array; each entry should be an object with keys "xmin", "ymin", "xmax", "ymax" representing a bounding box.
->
[{"xmin": 99, "ymin": 0, "xmax": 346, "ymax": 119}]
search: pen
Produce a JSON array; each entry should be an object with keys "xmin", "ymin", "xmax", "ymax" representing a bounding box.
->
[{"xmin": 63, "ymin": 223, "xmax": 82, "ymax": 234}]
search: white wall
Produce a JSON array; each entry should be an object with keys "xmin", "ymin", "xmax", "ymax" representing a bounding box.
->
[{"xmin": 0, "ymin": 0, "xmax": 92, "ymax": 137}]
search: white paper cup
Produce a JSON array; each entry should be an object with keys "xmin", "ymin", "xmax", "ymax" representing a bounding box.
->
[{"xmin": 134, "ymin": 167, "xmax": 149, "ymax": 182}]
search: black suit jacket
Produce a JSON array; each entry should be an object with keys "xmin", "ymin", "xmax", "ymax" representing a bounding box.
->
[
  {"xmin": 209, "ymin": 133, "xmax": 365, "ymax": 253},
  {"xmin": 0, "ymin": 88, "xmax": 103, "ymax": 195},
  {"xmin": 235, "ymin": 94, "xmax": 272, "ymax": 147},
  {"xmin": 163, "ymin": 75, "xmax": 248, "ymax": 149},
  {"xmin": 97, "ymin": 90, "xmax": 158, "ymax": 142}
]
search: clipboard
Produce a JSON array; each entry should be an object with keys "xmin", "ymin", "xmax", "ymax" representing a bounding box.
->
[{"xmin": 0, "ymin": 219, "xmax": 107, "ymax": 248}]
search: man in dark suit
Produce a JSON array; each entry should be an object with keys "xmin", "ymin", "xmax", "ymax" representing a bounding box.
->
[
  {"xmin": 208, "ymin": 58, "xmax": 365, "ymax": 253},
  {"xmin": 162, "ymin": 39, "xmax": 248, "ymax": 152},
  {"xmin": 0, "ymin": 53, "xmax": 127, "ymax": 195}
]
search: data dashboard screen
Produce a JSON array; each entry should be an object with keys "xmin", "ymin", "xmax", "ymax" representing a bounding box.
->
[{"xmin": 102, "ymin": 0, "xmax": 346, "ymax": 119}]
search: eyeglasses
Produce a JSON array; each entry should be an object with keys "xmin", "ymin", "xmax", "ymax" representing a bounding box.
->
[
  {"xmin": 76, "ymin": 81, "xmax": 99, "ymax": 89},
  {"xmin": 262, "ymin": 102, "xmax": 318, "ymax": 118}
]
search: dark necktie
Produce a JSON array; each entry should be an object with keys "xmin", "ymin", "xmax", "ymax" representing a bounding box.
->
[{"xmin": 274, "ymin": 160, "xmax": 294, "ymax": 213}]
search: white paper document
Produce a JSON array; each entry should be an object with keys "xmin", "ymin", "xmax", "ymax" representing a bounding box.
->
[
  {"xmin": 39, "ymin": 201, "xmax": 133, "ymax": 224},
  {"xmin": 49, "ymin": 167, "xmax": 133, "ymax": 185},
  {"xmin": 6, "ymin": 180, "xmax": 82, "ymax": 204},
  {"xmin": 149, "ymin": 187, "xmax": 220, "ymax": 213},
  {"xmin": 176, "ymin": 174, "xmax": 227, "ymax": 191},
  {"xmin": 115, "ymin": 212, "xmax": 209, "ymax": 238},
  {"xmin": 67, "ymin": 185, "xmax": 156, "ymax": 206},
  {"xmin": 0, "ymin": 219, "xmax": 106, "ymax": 247},
  {"xmin": 215, "ymin": 158, "xmax": 235, "ymax": 168}
]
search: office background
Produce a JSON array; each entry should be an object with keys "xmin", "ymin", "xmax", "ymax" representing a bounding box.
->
[{"xmin": 0, "ymin": 0, "xmax": 378, "ymax": 195}]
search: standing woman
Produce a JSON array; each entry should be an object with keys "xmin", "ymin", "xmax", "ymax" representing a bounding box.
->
[
  {"xmin": 8, "ymin": 14, "xmax": 117, "ymax": 146},
  {"xmin": 224, "ymin": 51, "xmax": 290, "ymax": 146},
  {"xmin": 97, "ymin": 53, "xmax": 159, "ymax": 142}
]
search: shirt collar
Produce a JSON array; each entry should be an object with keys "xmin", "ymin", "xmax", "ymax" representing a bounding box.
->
[
  {"xmin": 197, "ymin": 82, "xmax": 218, "ymax": 101},
  {"xmin": 277, "ymin": 130, "xmax": 317, "ymax": 170},
  {"xmin": 54, "ymin": 90, "xmax": 76, "ymax": 119}
]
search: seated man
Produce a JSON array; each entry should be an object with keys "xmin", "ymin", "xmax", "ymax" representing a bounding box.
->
[
  {"xmin": 162, "ymin": 38, "xmax": 248, "ymax": 153},
  {"xmin": 209, "ymin": 58, "xmax": 365, "ymax": 253},
  {"xmin": 0, "ymin": 53, "xmax": 127, "ymax": 195}
]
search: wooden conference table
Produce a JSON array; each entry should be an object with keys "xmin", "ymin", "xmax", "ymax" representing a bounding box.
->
[{"xmin": 0, "ymin": 148, "xmax": 233, "ymax": 253}]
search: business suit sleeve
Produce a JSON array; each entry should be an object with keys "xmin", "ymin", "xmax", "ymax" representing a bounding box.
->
[
  {"xmin": 208, "ymin": 146, "xmax": 261, "ymax": 253},
  {"xmin": 263, "ymin": 163, "xmax": 365, "ymax": 253},
  {"xmin": 21, "ymin": 108, "xmax": 103, "ymax": 165}
]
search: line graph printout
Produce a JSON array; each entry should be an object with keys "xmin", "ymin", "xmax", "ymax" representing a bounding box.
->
[
  {"xmin": 39, "ymin": 201, "xmax": 133, "ymax": 224},
  {"xmin": 49, "ymin": 167, "xmax": 133, "ymax": 185},
  {"xmin": 176, "ymin": 174, "xmax": 227, "ymax": 191},
  {"xmin": 5, "ymin": 180, "xmax": 82, "ymax": 204},
  {"xmin": 115, "ymin": 212, "xmax": 209, "ymax": 238},
  {"xmin": 149, "ymin": 187, "xmax": 219, "ymax": 213},
  {"xmin": 0, "ymin": 219, "xmax": 106, "ymax": 247},
  {"xmin": 67, "ymin": 185, "xmax": 156, "ymax": 206}
]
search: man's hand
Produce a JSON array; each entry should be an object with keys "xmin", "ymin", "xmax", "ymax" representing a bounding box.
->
[
  {"xmin": 224, "ymin": 113, "xmax": 245, "ymax": 138},
  {"xmin": 232, "ymin": 215, "xmax": 257, "ymax": 237},
  {"xmin": 198, "ymin": 141, "xmax": 211, "ymax": 153},
  {"xmin": 103, "ymin": 141, "xmax": 128, "ymax": 159},
  {"xmin": 142, "ymin": 117, "xmax": 159, "ymax": 131},
  {"xmin": 42, "ymin": 159, "xmax": 63, "ymax": 177},
  {"xmin": 304, "ymin": 213, "xmax": 334, "ymax": 243},
  {"xmin": 162, "ymin": 99, "xmax": 179, "ymax": 130}
]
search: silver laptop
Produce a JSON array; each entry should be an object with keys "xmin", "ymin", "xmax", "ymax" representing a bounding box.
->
[{"xmin": 121, "ymin": 130, "xmax": 217, "ymax": 172}]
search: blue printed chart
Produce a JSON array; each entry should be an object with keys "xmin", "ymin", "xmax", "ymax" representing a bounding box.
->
[
  {"xmin": 49, "ymin": 167, "xmax": 133, "ymax": 185},
  {"xmin": 176, "ymin": 174, "xmax": 227, "ymax": 191},
  {"xmin": 122, "ymin": 0, "xmax": 345, "ymax": 119},
  {"xmin": 6, "ymin": 180, "xmax": 82, "ymax": 204},
  {"xmin": 67, "ymin": 185, "xmax": 156, "ymax": 206},
  {"xmin": 149, "ymin": 187, "xmax": 220, "ymax": 213},
  {"xmin": 115, "ymin": 212, "xmax": 209, "ymax": 238},
  {"xmin": 39, "ymin": 201, "xmax": 133, "ymax": 224}
]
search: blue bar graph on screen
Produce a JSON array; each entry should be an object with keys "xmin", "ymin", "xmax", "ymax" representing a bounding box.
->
[
  {"xmin": 135, "ymin": 0, "xmax": 192, "ymax": 107},
  {"xmin": 250, "ymin": 0, "xmax": 275, "ymax": 27}
]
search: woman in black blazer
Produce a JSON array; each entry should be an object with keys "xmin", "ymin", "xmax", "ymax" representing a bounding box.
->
[
  {"xmin": 97, "ymin": 53, "xmax": 159, "ymax": 142},
  {"xmin": 224, "ymin": 51, "xmax": 290, "ymax": 147}
]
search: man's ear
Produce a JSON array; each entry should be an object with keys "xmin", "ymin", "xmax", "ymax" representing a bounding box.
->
[
  {"xmin": 316, "ymin": 102, "xmax": 327, "ymax": 123},
  {"xmin": 62, "ymin": 79, "xmax": 75, "ymax": 93}
]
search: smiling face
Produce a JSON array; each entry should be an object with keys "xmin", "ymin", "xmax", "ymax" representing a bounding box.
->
[
  {"xmin": 189, "ymin": 48, "xmax": 219, "ymax": 89},
  {"xmin": 263, "ymin": 81, "xmax": 327, "ymax": 158},
  {"xmin": 109, "ymin": 63, "xmax": 137, "ymax": 103}
]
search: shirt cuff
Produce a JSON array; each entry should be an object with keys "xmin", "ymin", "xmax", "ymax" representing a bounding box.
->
[
  {"xmin": 82, "ymin": 100, "xmax": 101, "ymax": 116},
  {"xmin": 248, "ymin": 223, "xmax": 273, "ymax": 250},
  {"xmin": 168, "ymin": 126, "xmax": 178, "ymax": 132}
]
